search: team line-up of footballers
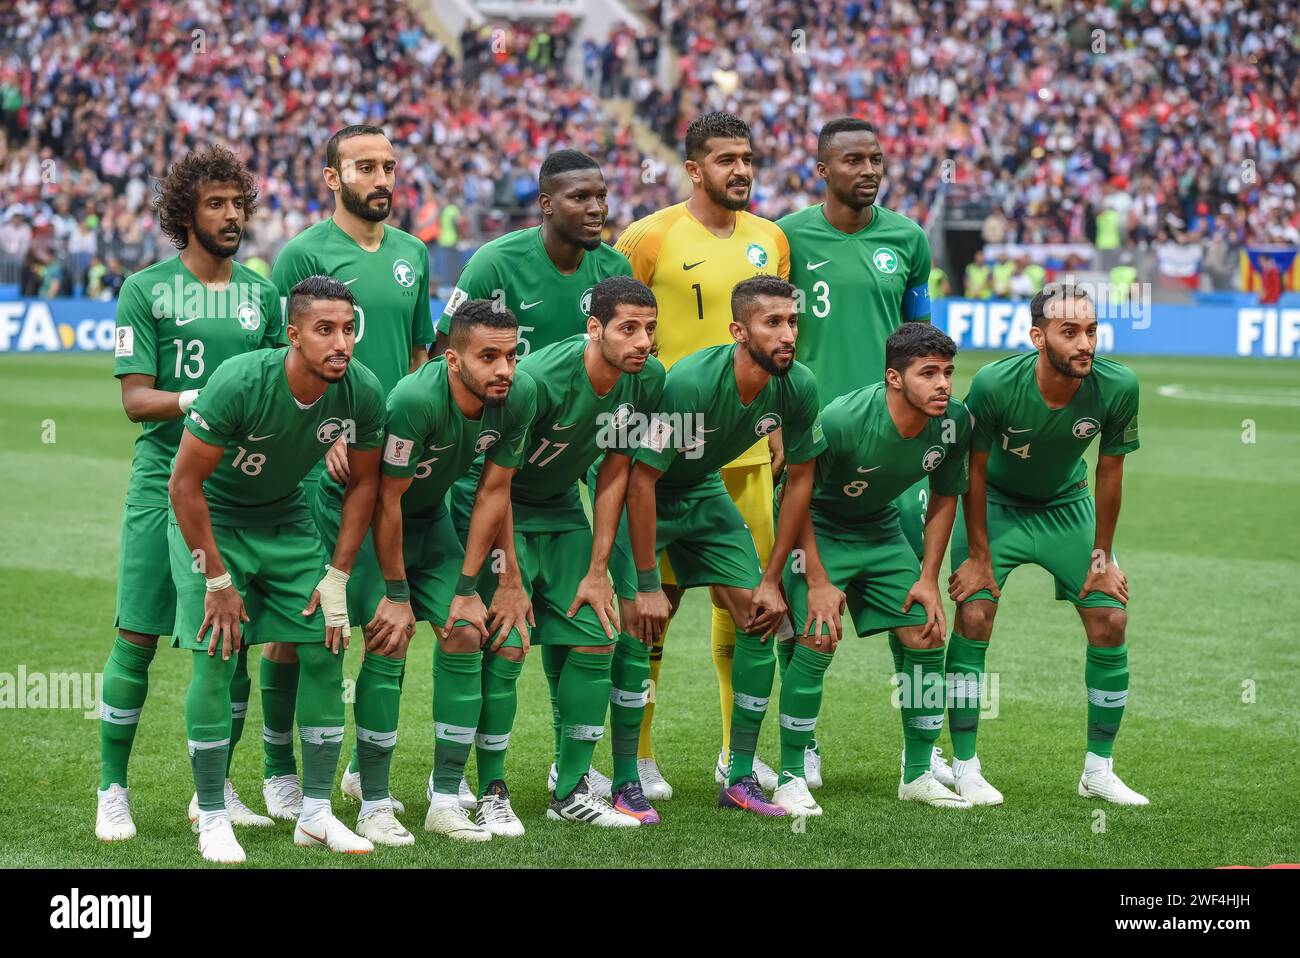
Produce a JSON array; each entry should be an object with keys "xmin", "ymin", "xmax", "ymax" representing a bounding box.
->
[{"xmin": 93, "ymin": 113, "xmax": 1148, "ymax": 864}]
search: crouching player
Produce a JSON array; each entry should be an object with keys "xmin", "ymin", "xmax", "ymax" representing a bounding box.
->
[
  {"xmin": 780, "ymin": 323, "xmax": 973, "ymax": 813},
  {"xmin": 360, "ymin": 299, "xmax": 535, "ymax": 843},
  {"xmin": 168, "ymin": 276, "xmax": 386, "ymax": 862}
]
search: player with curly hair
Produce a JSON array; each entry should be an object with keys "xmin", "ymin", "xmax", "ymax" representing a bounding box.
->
[{"xmin": 96, "ymin": 143, "xmax": 282, "ymax": 843}]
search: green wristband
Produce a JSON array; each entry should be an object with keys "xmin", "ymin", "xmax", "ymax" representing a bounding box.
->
[
  {"xmin": 455, "ymin": 572, "xmax": 478, "ymax": 597},
  {"xmin": 385, "ymin": 579, "xmax": 410, "ymax": 602},
  {"xmin": 636, "ymin": 567, "xmax": 661, "ymax": 593}
]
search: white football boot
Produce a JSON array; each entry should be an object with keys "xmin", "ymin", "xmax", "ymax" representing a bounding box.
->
[
  {"xmin": 548, "ymin": 763, "xmax": 612, "ymax": 799},
  {"xmin": 425, "ymin": 794, "xmax": 491, "ymax": 843},
  {"xmin": 952, "ymin": 755, "xmax": 1004, "ymax": 806},
  {"xmin": 898, "ymin": 771, "xmax": 972, "ymax": 808},
  {"xmin": 188, "ymin": 781, "xmax": 274, "ymax": 828},
  {"xmin": 262, "ymin": 774, "xmax": 303, "ymax": 820},
  {"xmin": 804, "ymin": 742, "xmax": 824, "ymax": 790},
  {"xmin": 197, "ymin": 812, "xmax": 246, "ymax": 864},
  {"xmin": 475, "ymin": 781, "xmax": 525, "ymax": 837},
  {"xmin": 899, "ymin": 745, "xmax": 956, "ymax": 788},
  {"xmin": 637, "ymin": 758, "xmax": 673, "ymax": 800},
  {"xmin": 1078, "ymin": 753, "xmax": 1149, "ymax": 805},
  {"xmin": 772, "ymin": 771, "xmax": 823, "ymax": 817},
  {"xmin": 547, "ymin": 775, "xmax": 639, "ymax": 827},
  {"xmin": 356, "ymin": 802, "xmax": 415, "ymax": 847},
  {"xmin": 341, "ymin": 765, "xmax": 405, "ymax": 814},
  {"xmin": 95, "ymin": 784, "xmax": 136, "ymax": 842},
  {"xmin": 294, "ymin": 809, "xmax": 374, "ymax": 853}
]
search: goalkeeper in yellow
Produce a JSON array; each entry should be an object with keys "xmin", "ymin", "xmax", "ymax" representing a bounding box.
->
[{"xmin": 615, "ymin": 111, "xmax": 790, "ymax": 796}]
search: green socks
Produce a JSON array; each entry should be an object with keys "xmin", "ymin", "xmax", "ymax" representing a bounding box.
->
[
  {"xmin": 727, "ymin": 630, "xmax": 775, "ymax": 786},
  {"xmin": 296, "ymin": 644, "xmax": 346, "ymax": 801},
  {"xmin": 609, "ymin": 634, "xmax": 650, "ymax": 789},
  {"xmin": 776, "ymin": 638, "xmax": 795, "ymax": 678},
  {"xmin": 541, "ymin": 645, "xmax": 567, "ymax": 760},
  {"xmin": 185, "ymin": 650, "xmax": 237, "ymax": 812},
  {"xmin": 944, "ymin": 631, "xmax": 988, "ymax": 761},
  {"xmin": 99, "ymin": 636, "xmax": 155, "ymax": 790},
  {"xmin": 259, "ymin": 655, "xmax": 299, "ymax": 778},
  {"xmin": 354, "ymin": 652, "xmax": 404, "ymax": 801},
  {"xmin": 555, "ymin": 650, "xmax": 611, "ymax": 800},
  {"xmin": 1085, "ymin": 643, "xmax": 1129, "ymax": 758},
  {"xmin": 900, "ymin": 646, "xmax": 945, "ymax": 784},
  {"xmin": 887, "ymin": 631, "xmax": 905, "ymax": 676},
  {"xmin": 432, "ymin": 646, "xmax": 482, "ymax": 795},
  {"xmin": 475, "ymin": 652, "xmax": 522, "ymax": 795},
  {"xmin": 227, "ymin": 649, "xmax": 250, "ymax": 777},
  {"xmin": 778, "ymin": 644, "xmax": 833, "ymax": 779}
]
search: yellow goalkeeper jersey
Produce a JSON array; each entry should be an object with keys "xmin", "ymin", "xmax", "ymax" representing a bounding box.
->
[{"xmin": 616, "ymin": 203, "xmax": 790, "ymax": 467}]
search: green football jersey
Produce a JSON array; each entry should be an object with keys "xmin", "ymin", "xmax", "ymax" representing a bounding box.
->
[
  {"xmin": 811, "ymin": 382, "xmax": 971, "ymax": 541},
  {"xmin": 776, "ymin": 204, "xmax": 931, "ymax": 405},
  {"xmin": 438, "ymin": 227, "xmax": 632, "ymax": 356},
  {"xmin": 271, "ymin": 218, "xmax": 434, "ymax": 396},
  {"xmin": 181, "ymin": 349, "xmax": 386, "ymax": 526},
  {"xmin": 113, "ymin": 256, "xmax": 281, "ymax": 509},
  {"xmin": 634, "ymin": 343, "xmax": 827, "ymax": 500},
  {"xmin": 378, "ymin": 358, "xmax": 536, "ymax": 520},
  {"xmin": 510, "ymin": 335, "xmax": 665, "ymax": 531},
  {"xmin": 966, "ymin": 352, "xmax": 1140, "ymax": 508}
]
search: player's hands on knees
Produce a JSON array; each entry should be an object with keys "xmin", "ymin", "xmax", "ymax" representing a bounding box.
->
[
  {"xmin": 488, "ymin": 579, "xmax": 533, "ymax": 654},
  {"xmin": 568, "ymin": 572, "xmax": 618, "ymax": 642},
  {"xmin": 365, "ymin": 597, "xmax": 416, "ymax": 656},
  {"xmin": 904, "ymin": 577, "xmax": 947, "ymax": 644},
  {"xmin": 804, "ymin": 580, "xmax": 847, "ymax": 651},
  {"xmin": 445, "ymin": 592, "xmax": 490, "ymax": 646},
  {"xmin": 1080, "ymin": 559, "xmax": 1128, "ymax": 605},
  {"xmin": 201, "ymin": 586, "xmax": 249, "ymax": 661},
  {"xmin": 634, "ymin": 588, "xmax": 671, "ymax": 646},
  {"xmin": 324, "ymin": 436, "xmax": 349, "ymax": 483},
  {"xmin": 305, "ymin": 566, "xmax": 352, "ymax": 654},
  {"xmin": 746, "ymin": 578, "xmax": 788, "ymax": 642},
  {"xmin": 948, "ymin": 557, "xmax": 1001, "ymax": 603}
]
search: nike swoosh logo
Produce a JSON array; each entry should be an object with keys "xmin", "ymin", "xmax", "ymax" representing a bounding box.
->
[
  {"xmin": 807, "ymin": 260, "xmax": 830, "ymax": 270},
  {"xmin": 856, "ymin": 466, "xmax": 881, "ymax": 473},
  {"xmin": 481, "ymin": 736, "xmax": 509, "ymax": 746},
  {"xmin": 1102, "ymin": 695, "xmax": 1125, "ymax": 704},
  {"xmin": 1006, "ymin": 427, "xmax": 1032, "ymax": 434},
  {"xmin": 108, "ymin": 711, "xmax": 133, "ymax": 720},
  {"xmin": 298, "ymin": 826, "xmax": 327, "ymax": 845},
  {"xmin": 683, "ymin": 260, "xmax": 706, "ymax": 271},
  {"xmin": 552, "ymin": 422, "xmax": 576, "ymax": 431},
  {"xmin": 174, "ymin": 316, "xmax": 200, "ymax": 326},
  {"xmin": 520, "ymin": 300, "xmax": 543, "ymax": 310},
  {"xmin": 342, "ymin": 278, "xmax": 360, "ymax": 286},
  {"xmin": 428, "ymin": 443, "xmax": 455, "ymax": 451},
  {"xmin": 248, "ymin": 433, "xmax": 275, "ymax": 441},
  {"xmin": 321, "ymin": 732, "xmax": 342, "ymax": 742}
]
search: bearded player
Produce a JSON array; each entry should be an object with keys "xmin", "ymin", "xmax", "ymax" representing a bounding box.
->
[
  {"xmin": 615, "ymin": 111, "xmax": 790, "ymax": 797},
  {"xmin": 947, "ymin": 284, "xmax": 1146, "ymax": 806},
  {"xmin": 436, "ymin": 150, "xmax": 633, "ymax": 799},
  {"xmin": 263, "ymin": 125, "xmax": 434, "ymax": 820},
  {"xmin": 98, "ymin": 145, "xmax": 281, "ymax": 842}
]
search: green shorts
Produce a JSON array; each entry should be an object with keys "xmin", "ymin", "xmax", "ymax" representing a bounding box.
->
[
  {"xmin": 115, "ymin": 504, "xmax": 177, "ymax": 636},
  {"xmin": 950, "ymin": 496, "xmax": 1124, "ymax": 609},
  {"xmin": 314, "ymin": 489, "xmax": 506, "ymax": 644},
  {"xmin": 895, "ymin": 477, "xmax": 928, "ymax": 560},
  {"xmin": 473, "ymin": 522, "xmax": 613, "ymax": 647},
  {"xmin": 448, "ymin": 459, "xmax": 481, "ymax": 538},
  {"xmin": 609, "ymin": 489, "xmax": 763, "ymax": 600},
  {"xmin": 168, "ymin": 518, "xmax": 328, "ymax": 650},
  {"xmin": 784, "ymin": 530, "xmax": 927, "ymax": 638}
]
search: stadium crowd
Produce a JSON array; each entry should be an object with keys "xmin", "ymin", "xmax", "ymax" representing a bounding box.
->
[{"xmin": 1, "ymin": 0, "xmax": 1297, "ymax": 298}]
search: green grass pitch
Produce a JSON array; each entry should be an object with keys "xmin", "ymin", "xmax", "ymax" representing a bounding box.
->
[{"xmin": 1, "ymin": 350, "xmax": 1296, "ymax": 868}]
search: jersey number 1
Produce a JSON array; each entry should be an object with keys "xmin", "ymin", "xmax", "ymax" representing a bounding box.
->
[{"xmin": 691, "ymin": 283, "xmax": 703, "ymax": 321}]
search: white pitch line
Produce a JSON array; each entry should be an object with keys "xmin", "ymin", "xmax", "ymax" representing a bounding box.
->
[{"xmin": 1156, "ymin": 383, "xmax": 1300, "ymax": 406}]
